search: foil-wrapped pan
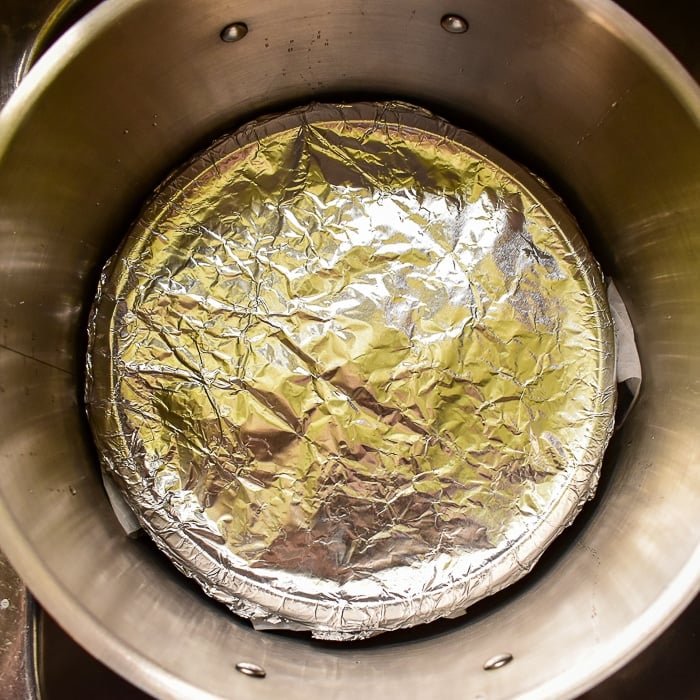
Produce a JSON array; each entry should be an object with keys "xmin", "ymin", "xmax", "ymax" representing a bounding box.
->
[{"xmin": 86, "ymin": 102, "xmax": 616, "ymax": 640}]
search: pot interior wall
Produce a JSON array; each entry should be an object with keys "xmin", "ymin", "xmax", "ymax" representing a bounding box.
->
[{"xmin": 0, "ymin": 1, "xmax": 699, "ymax": 699}]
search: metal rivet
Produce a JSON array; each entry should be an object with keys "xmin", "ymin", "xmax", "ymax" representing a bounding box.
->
[
  {"xmin": 483, "ymin": 652, "xmax": 513, "ymax": 670},
  {"xmin": 440, "ymin": 14, "xmax": 469, "ymax": 34},
  {"xmin": 235, "ymin": 661, "xmax": 266, "ymax": 678},
  {"xmin": 220, "ymin": 22, "xmax": 249, "ymax": 43}
]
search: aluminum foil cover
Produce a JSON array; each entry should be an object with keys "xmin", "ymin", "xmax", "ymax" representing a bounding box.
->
[{"xmin": 86, "ymin": 102, "xmax": 616, "ymax": 640}]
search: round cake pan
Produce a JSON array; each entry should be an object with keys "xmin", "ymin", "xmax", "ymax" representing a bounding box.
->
[{"xmin": 86, "ymin": 101, "xmax": 615, "ymax": 639}]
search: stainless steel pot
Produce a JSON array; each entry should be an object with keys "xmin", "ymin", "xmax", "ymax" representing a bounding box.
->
[{"xmin": 0, "ymin": 1, "xmax": 698, "ymax": 698}]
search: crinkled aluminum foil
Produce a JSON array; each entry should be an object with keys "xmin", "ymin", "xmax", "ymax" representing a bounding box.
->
[{"xmin": 86, "ymin": 102, "xmax": 616, "ymax": 640}]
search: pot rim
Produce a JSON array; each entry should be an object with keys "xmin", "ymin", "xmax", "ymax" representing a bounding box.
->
[{"xmin": 0, "ymin": 1, "xmax": 698, "ymax": 698}]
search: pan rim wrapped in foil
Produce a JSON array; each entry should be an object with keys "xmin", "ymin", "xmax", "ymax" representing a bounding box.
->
[{"xmin": 86, "ymin": 101, "xmax": 616, "ymax": 640}]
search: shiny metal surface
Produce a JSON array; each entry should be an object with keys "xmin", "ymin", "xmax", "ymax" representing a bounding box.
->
[
  {"xmin": 0, "ymin": 1, "xmax": 698, "ymax": 699},
  {"xmin": 440, "ymin": 15, "xmax": 469, "ymax": 35},
  {"xmin": 484, "ymin": 653, "xmax": 514, "ymax": 672},
  {"xmin": 87, "ymin": 100, "xmax": 615, "ymax": 640},
  {"xmin": 219, "ymin": 23, "xmax": 248, "ymax": 44},
  {"xmin": 234, "ymin": 662, "xmax": 266, "ymax": 679},
  {"xmin": 0, "ymin": 0, "xmax": 101, "ymax": 106}
]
